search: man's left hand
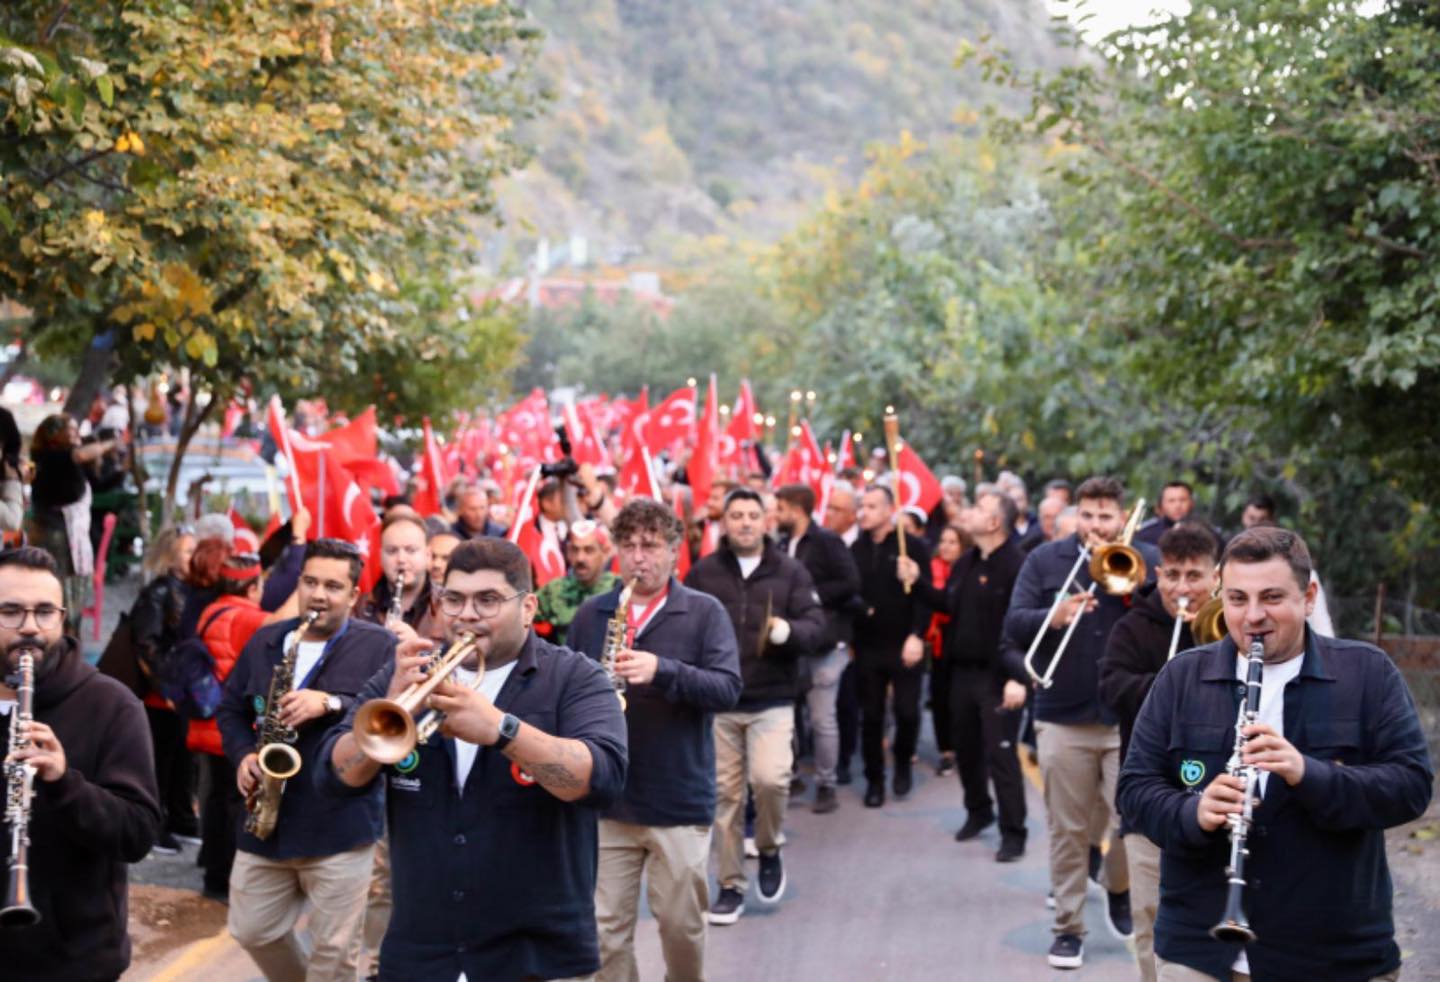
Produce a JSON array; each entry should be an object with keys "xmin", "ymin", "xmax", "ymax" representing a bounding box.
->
[
  {"xmin": 278, "ymin": 689, "xmax": 331, "ymax": 729},
  {"xmin": 429, "ymin": 678, "xmax": 504, "ymax": 746},
  {"xmin": 14, "ymin": 719, "xmax": 66, "ymax": 782},
  {"xmin": 616, "ymin": 648, "xmax": 659, "ymax": 685},
  {"xmin": 1241, "ymin": 722, "xmax": 1306, "ymax": 786},
  {"xmin": 901, "ymin": 634, "xmax": 925, "ymax": 668}
]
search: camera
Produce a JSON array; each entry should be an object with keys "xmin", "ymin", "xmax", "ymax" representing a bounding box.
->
[{"xmin": 540, "ymin": 425, "xmax": 579, "ymax": 480}]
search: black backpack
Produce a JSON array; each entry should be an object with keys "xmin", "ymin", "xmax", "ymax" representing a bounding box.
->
[{"xmin": 155, "ymin": 606, "xmax": 231, "ymax": 720}]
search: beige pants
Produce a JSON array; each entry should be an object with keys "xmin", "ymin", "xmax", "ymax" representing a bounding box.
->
[
  {"xmin": 713, "ymin": 706, "xmax": 794, "ymax": 891},
  {"xmin": 1126, "ymin": 832, "xmax": 1162, "ymax": 982},
  {"xmin": 1036, "ymin": 721, "xmax": 1127, "ymax": 936},
  {"xmin": 361, "ymin": 834, "xmax": 391, "ymax": 975},
  {"xmin": 1157, "ymin": 957, "xmax": 1400, "ymax": 982},
  {"xmin": 228, "ymin": 843, "xmax": 374, "ymax": 982},
  {"xmin": 595, "ymin": 819, "xmax": 711, "ymax": 982}
]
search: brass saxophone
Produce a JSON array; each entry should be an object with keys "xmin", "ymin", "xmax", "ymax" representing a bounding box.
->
[
  {"xmin": 245, "ymin": 610, "xmax": 320, "ymax": 840},
  {"xmin": 2, "ymin": 649, "xmax": 40, "ymax": 928},
  {"xmin": 600, "ymin": 581, "xmax": 635, "ymax": 711}
]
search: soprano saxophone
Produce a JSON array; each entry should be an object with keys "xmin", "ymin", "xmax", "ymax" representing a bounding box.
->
[
  {"xmin": 387, "ymin": 571, "xmax": 407, "ymax": 626},
  {"xmin": 1, "ymin": 650, "xmax": 40, "ymax": 927},
  {"xmin": 600, "ymin": 581, "xmax": 635, "ymax": 711},
  {"xmin": 245, "ymin": 609, "xmax": 320, "ymax": 840}
]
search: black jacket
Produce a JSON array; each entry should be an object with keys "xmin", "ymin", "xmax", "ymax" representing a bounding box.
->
[
  {"xmin": 216, "ymin": 616, "xmax": 394, "ymax": 860},
  {"xmin": 851, "ymin": 529, "xmax": 932, "ymax": 662},
  {"xmin": 913, "ymin": 539, "xmax": 1026, "ymax": 674},
  {"xmin": 354, "ymin": 575, "xmax": 433, "ymax": 630},
  {"xmin": 0, "ymin": 639, "xmax": 161, "ymax": 982},
  {"xmin": 570, "ymin": 578, "xmax": 741, "ymax": 826},
  {"xmin": 319, "ymin": 633, "xmax": 628, "ymax": 982},
  {"xmin": 1118, "ymin": 632, "xmax": 1432, "ymax": 981},
  {"xmin": 1002, "ymin": 533, "xmax": 1159, "ymax": 725},
  {"xmin": 783, "ymin": 523, "xmax": 861, "ymax": 649},
  {"xmin": 1099, "ymin": 585, "xmax": 1193, "ymax": 764},
  {"xmin": 129, "ymin": 572, "xmax": 187, "ymax": 687},
  {"xmin": 685, "ymin": 541, "xmax": 826, "ymax": 708}
]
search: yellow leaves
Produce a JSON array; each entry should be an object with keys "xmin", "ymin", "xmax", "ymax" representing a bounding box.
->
[
  {"xmin": 305, "ymin": 102, "xmax": 346, "ymax": 132},
  {"xmin": 976, "ymin": 148, "xmax": 996, "ymax": 174},
  {"xmin": 32, "ymin": 193, "xmax": 51, "ymax": 210},
  {"xmin": 133, "ymin": 322, "xmax": 157, "ymax": 341},
  {"xmin": 114, "ymin": 132, "xmax": 145, "ymax": 155},
  {"xmin": 163, "ymin": 263, "xmax": 213, "ymax": 317},
  {"xmin": 365, "ymin": 269, "xmax": 386, "ymax": 292},
  {"xmin": 84, "ymin": 210, "xmax": 107, "ymax": 229},
  {"xmin": 329, "ymin": 248, "xmax": 356, "ymax": 284},
  {"xmin": 896, "ymin": 130, "xmax": 924, "ymax": 161}
]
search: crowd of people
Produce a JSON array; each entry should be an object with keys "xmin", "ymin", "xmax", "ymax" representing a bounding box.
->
[{"xmin": 0, "ymin": 407, "xmax": 1433, "ymax": 982}]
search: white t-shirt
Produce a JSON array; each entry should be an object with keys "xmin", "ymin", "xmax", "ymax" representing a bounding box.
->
[
  {"xmin": 451, "ymin": 660, "xmax": 517, "ymax": 793},
  {"xmin": 283, "ymin": 632, "xmax": 328, "ymax": 689},
  {"xmin": 737, "ymin": 554, "xmax": 761, "ymax": 579},
  {"xmin": 0, "ymin": 700, "xmax": 13, "ymax": 717},
  {"xmin": 1232, "ymin": 650, "xmax": 1304, "ymax": 972}
]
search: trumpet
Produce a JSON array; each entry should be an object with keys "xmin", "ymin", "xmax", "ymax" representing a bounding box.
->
[
  {"xmin": 353, "ymin": 632, "xmax": 480, "ymax": 764},
  {"xmin": 1024, "ymin": 498, "xmax": 1148, "ymax": 688}
]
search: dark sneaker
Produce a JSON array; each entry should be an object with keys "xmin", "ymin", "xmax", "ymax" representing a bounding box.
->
[
  {"xmin": 892, "ymin": 764, "xmax": 913, "ymax": 798},
  {"xmin": 995, "ymin": 835, "xmax": 1026, "ymax": 863},
  {"xmin": 1105, "ymin": 889, "xmax": 1134, "ymax": 941},
  {"xmin": 201, "ymin": 883, "xmax": 229, "ymax": 905},
  {"xmin": 1048, "ymin": 933, "xmax": 1083, "ymax": 969},
  {"xmin": 150, "ymin": 831, "xmax": 180, "ymax": 856},
  {"xmin": 812, "ymin": 786, "xmax": 839, "ymax": 814},
  {"xmin": 936, "ymin": 753, "xmax": 956, "ymax": 777},
  {"xmin": 756, "ymin": 850, "xmax": 786, "ymax": 905},
  {"xmin": 836, "ymin": 763, "xmax": 853, "ymax": 786},
  {"xmin": 864, "ymin": 783, "xmax": 885, "ymax": 808},
  {"xmin": 1088, "ymin": 844, "xmax": 1104, "ymax": 892},
  {"xmin": 708, "ymin": 886, "xmax": 746, "ymax": 925},
  {"xmin": 953, "ymin": 811, "xmax": 995, "ymax": 842},
  {"xmin": 789, "ymin": 775, "xmax": 806, "ymax": 795}
]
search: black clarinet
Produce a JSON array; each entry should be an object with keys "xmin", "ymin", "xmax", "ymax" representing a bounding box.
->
[{"xmin": 1211, "ymin": 637, "xmax": 1265, "ymax": 944}]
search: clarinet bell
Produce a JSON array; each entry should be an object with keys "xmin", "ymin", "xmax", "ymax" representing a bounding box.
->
[{"xmin": 1209, "ymin": 894, "xmax": 1256, "ymax": 944}]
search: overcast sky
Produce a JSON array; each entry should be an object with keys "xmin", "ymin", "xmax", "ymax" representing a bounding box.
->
[{"xmin": 1047, "ymin": 0, "xmax": 1191, "ymax": 40}]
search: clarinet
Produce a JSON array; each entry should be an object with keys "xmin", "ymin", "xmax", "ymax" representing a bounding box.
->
[
  {"xmin": 599, "ymin": 581, "xmax": 635, "ymax": 711},
  {"xmin": 387, "ymin": 571, "xmax": 407, "ymax": 626},
  {"xmin": 1211, "ymin": 637, "xmax": 1265, "ymax": 944},
  {"xmin": 2, "ymin": 650, "xmax": 40, "ymax": 927}
]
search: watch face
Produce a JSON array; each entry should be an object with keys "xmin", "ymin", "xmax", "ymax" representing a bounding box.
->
[{"xmin": 501, "ymin": 714, "xmax": 520, "ymax": 738}]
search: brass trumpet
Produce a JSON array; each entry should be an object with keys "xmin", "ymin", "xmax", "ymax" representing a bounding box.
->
[{"xmin": 353, "ymin": 633, "xmax": 480, "ymax": 764}]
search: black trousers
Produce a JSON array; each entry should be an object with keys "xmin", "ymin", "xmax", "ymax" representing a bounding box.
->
[
  {"xmin": 950, "ymin": 666, "xmax": 1027, "ymax": 838},
  {"xmin": 837, "ymin": 658, "xmax": 859, "ymax": 769},
  {"xmin": 198, "ymin": 753, "xmax": 242, "ymax": 893},
  {"xmin": 930, "ymin": 655, "xmax": 954, "ymax": 755},
  {"xmin": 144, "ymin": 705, "xmax": 195, "ymax": 833},
  {"xmin": 858, "ymin": 657, "xmax": 924, "ymax": 784}
]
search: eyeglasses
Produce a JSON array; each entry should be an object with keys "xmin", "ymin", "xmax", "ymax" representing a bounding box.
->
[
  {"xmin": 0, "ymin": 604, "xmax": 66, "ymax": 630},
  {"xmin": 439, "ymin": 590, "xmax": 527, "ymax": 618}
]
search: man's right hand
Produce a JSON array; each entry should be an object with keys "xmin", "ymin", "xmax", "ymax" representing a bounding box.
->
[
  {"xmin": 895, "ymin": 556, "xmax": 920, "ymax": 588},
  {"xmin": 387, "ymin": 637, "xmax": 436, "ymax": 700},
  {"xmin": 237, "ymin": 752, "xmax": 263, "ymax": 796},
  {"xmin": 1197, "ymin": 773, "xmax": 1250, "ymax": 832},
  {"xmin": 292, "ymin": 506, "xmax": 312, "ymax": 543},
  {"xmin": 1048, "ymin": 591, "xmax": 1096, "ymax": 629}
]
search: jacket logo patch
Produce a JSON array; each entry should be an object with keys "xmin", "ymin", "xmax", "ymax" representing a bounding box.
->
[
  {"xmin": 511, "ymin": 761, "xmax": 536, "ymax": 786},
  {"xmin": 1179, "ymin": 759, "xmax": 1205, "ymax": 787},
  {"xmin": 394, "ymin": 750, "xmax": 420, "ymax": 774},
  {"xmin": 252, "ymin": 695, "xmax": 265, "ymax": 715},
  {"xmin": 390, "ymin": 775, "xmax": 422, "ymax": 792}
]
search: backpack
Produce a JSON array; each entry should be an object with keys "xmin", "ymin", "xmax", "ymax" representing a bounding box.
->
[{"xmin": 155, "ymin": 606, "xmax": 231, "ymax": 720}]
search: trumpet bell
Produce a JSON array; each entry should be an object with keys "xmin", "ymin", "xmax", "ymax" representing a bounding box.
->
[
  {"xmin": 1089, "ymin": 543, "xmax": 1147, "ymax": 595},
  {"xmin": 353, "ymin": 699, "xmax": 419, "ymax": 765},
  {"xmin": 258, "ymin": 742, "xmax": 302, "ymax": 781},
  {"xmin": 1192, "ymin": 596, "xmax": 1227, "ymax": 645}
]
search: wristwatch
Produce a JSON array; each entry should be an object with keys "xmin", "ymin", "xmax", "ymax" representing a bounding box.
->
[
  {"xmin": 493, "ymin": 712, "xmax": 521, "ymax": 751},
  {"xmin": 324, "ymin": 693, "xmax": 343, "ymax": 715}
]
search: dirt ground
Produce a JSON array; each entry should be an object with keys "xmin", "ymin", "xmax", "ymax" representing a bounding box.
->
[{"xmin": 1388, "ymin": 795, "xmax": 1440, "ymax": 975}]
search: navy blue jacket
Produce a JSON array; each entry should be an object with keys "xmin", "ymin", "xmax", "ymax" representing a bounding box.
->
[
  {"xmin": 1002, "ymin": 533, "xmax": 1159, "ymax": 724},
  {"xmin": 216, "ymin": 616, "xmax": 394, "ymax": 860},
  {"xmin": 571, "ymin": 577, "xmax": 741, "ymax": 826},
  {"xmin": 319, "ymin": 633, "xmax": 628, "ymax": 982},
  {"xmin": 1117, "ymin": 632, "xmax": 1433, "ymax": 981}
]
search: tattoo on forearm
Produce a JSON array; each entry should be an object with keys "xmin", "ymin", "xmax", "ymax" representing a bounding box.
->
[
  {"xmin": 509, "ymin": 738, "xmax": 590, "ymax": 792},
  {"xmin": 335, "ymin": 743, "xmax": 374, "ymax": 783}
]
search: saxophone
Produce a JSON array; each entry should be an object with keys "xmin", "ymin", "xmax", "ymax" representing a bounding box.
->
[
  {"xmin": 386, "ymin": 571, "xmax": 407, "ymax": 626},
  {"xmin": 245, "ymin": 609, "xmax": 320, "ymax": 840},
  {"xmin": 1, "ymin": 650, "xmax": 40, "ymax": 927},
  {"xmin": 600, "ymin": 581, "xmax": 635, "ymax": 711}
]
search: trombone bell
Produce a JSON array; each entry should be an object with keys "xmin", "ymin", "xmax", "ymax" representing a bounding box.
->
[{"xmin": 1191, "ymin": 596, "xmax": 1227, "ymax": 645}]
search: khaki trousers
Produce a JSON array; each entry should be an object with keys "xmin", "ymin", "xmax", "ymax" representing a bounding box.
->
[
  {"xmin": 1157, "ymin": 957, "xmax": 1400, "ymax": 982},
  {"xmin": 595, "ymin": 819, "xmax": 711, "ymax": 982},
  {"xmin": 713, "ymin": 706, "xmax": 794, "ymax": 891},
  {"xmin": 228, "ymin": 843, "xmax": 374, "ymax": 982},
  {"xmin": 1126, "ymin": 832, "xmax": 1162, "ymax": 982},
  {"xmin": 361, "ymin": 834, "xmax": 392, "ymax": 975},
  {"xmin": 1036, "ymin": 721, "xmax": 1127, "ymax": 936}
]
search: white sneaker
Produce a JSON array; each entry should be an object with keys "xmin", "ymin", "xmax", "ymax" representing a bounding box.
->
[{"xmin": 744, "ymin": 836, "xmax": 759, "ymax": 859}]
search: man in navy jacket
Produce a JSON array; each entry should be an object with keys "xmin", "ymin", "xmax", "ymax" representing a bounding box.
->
[
  {"xmin": 570, "ymin": 499, "xmax": 742, "ymax": 982},
  {"xmin": 1118, "ymin": 527, "xmax": 1431, "ymax": 982}
]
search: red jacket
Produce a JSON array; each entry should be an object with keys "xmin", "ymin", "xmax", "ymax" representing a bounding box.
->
[{"xmin": 187, "ymin": 596, "xmax": 269, "ymax": 756}]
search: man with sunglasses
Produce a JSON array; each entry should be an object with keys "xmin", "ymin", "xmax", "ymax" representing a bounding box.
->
[
  {"xmin": 0, "ymin": 547, "xmax": 161, "ymax": 980},
  {"xmin": 323, "ymin": 537, "xmax": 628, "ymax": 981},
  {"xmin": 217, "ymin": 538, "xmax": 396, "ymax": 982}
]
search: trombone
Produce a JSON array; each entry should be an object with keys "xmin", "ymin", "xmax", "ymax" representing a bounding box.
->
[
  {"xmin": 1024, "ymin": 498, "xmax": 1148, "ymax": 689},
  {"xmin": 1190, "ymin": 594, "xmax": 1226, "ymax": 646},
  {"xmin": 352, "ymin": 632, "xmax": 480, "ymax": 764}
]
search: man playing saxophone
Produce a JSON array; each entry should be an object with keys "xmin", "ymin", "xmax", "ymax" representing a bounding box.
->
[
  {"xmin": 1118, "ymin": 528, "xmax": 1432, "ymax": 982},
  {"xmin": 217, "ymin": 539, "xmax": 394, "ymax": 982},
  {"xmin": 322, "ymin": 537, "xmax": 629, "ymax": 981},
  {"xmin": 0, "ymin": 547, "xmax": 161, "ymax": 981}
]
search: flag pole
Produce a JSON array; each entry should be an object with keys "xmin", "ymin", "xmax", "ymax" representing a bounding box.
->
[
  {"xmin": 883, "ymin": 406, "xmax": 910, "ymax": 595},
  {"xmin": 508, "ymin": 467, "xmax": 543, "ymax": 544}
]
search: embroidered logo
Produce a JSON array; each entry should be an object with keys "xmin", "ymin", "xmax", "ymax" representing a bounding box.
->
[
  {"xmin": 510, "ymin": 761, "xmax": 536, "ymax": 787},
  {"xmin": 252, "ymin": 695, "xmax": 265, "ymax": 715},
  {"xmin": 389, "ymin": 775, "xmax": 421, "ymax": 792},
  {"xmin": 1179, "ymin": 759, "xmax": 1206, "ymax": 787},
  {"xmin": 394, "ymin": 750, "xmax": 420, "ymax": 775}
]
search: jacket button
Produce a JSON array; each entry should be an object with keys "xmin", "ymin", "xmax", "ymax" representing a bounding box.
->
[
  {"xmin": 453, "ymin": 834, "xmax": 467, "ymax": 846},
  {"xmin": 452, "ymin": 889, "xmax": 465, "ymax": 902}
]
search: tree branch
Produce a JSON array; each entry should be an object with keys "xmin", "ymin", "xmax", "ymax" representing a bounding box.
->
[
  {"xmin": 43, "ymin": 2, "xmax": 73, "ymax": 42},
  {"xmin": 36, "ymin": 149, "xmax": 113, "ymax": 189},
  {"xmin": 1348, "ymin": 226, "xmax": 1427, "ymax": 260}
]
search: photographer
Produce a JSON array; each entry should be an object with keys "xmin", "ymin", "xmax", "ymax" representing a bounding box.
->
[{"xmin": 546, "ymin": 425, "xmax": 618, "ymax": 527}]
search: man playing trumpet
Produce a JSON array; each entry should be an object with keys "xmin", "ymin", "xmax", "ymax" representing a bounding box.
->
[{"xmin": 323, "ymin": 537, "xmax": 628, "ymax": 981}]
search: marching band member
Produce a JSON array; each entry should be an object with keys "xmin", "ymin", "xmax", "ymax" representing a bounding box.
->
[
  {"xmin": 218, "ymin": 540, "xmax": 394, "ymax": 982},
  {"xmin": 355, "ymin": 514, "xmax": 433, "ymax": 639},
  {"xmin": 570, "ymin": 500, "xmax": 741, "ymax": 981},
  {"xmin": 323, "ymin": 538, "xmax": 628, "ymax": 981},
  {"xmin": 0, "ymin": 547, "xmax": 160, "ymax": 981},
  {"xmin": 1118, "ymin": 527, "xmax": 1431, "ymax": 982}
]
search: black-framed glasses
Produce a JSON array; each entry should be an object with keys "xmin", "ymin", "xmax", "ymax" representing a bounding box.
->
[
  {"xmin": 0, "ymin": 604, "xmax": 66, "ymax": 630},
  {"xmin": 439, "ymin": 590, "xmax": 527, "ymax": 618}
]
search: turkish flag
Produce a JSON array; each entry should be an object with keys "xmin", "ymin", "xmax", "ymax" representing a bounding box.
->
[
  {"xmin": 610, "ymin": 388, "xmax": 647, "ymax": 438},
  {"xmin": 892, "ymin": 440, "xmax": 944, "ymax": 514},
  {"xmin": 671, "ymin": 486, "xmax": 692, "ymax": 579},
  {"xmin": 836, "ymin": 430, "xmax": 856, "ymax": 474},
  {"xmin": 496, "ymin": 388, "xmax": 554, "ymax": 463},
  {"xmin": 689, "ymin": 375, "xmax": 720, "ymax": 509},
  {"xmin": 776, "ymin": 420, "xmax": 827, "ymax": 501},
  {"xmin": 564, "ymin": 401, "xmax": 612, "ymax": 469},
  {"xmin": 645, "ymin": 386, "xmax": 696, "ymax": 454},
  {"xmin": 323, "ymin": 406, "xmax": 399, "ymax": 498},
  {"xmin": 508, "ymin": 468, "xmax": 566, "ymax": 587},
  {"xmin": 720, "ymin": 380, "xmax": 758, "ymax": 475},
  {"xmin": 268, "ymin": 396, "xmax": 379, "ymax": 543},
  {"xmin": 412, "ymin": 417, "xmax": 448, "ymax": 517}
]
